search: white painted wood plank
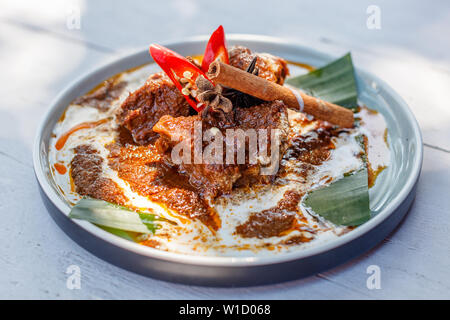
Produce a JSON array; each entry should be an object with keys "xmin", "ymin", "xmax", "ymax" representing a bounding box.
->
[
  {"xmin": 2, "ymin": 0, "xmax": 449, "ymax": 68},
  {"xmin": 0, "ymin": 21, "xmax": 117, "ymax": 162}
]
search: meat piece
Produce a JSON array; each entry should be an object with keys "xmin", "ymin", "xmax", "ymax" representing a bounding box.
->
[
  {"xmin": 236, "ymin": 100, "xmax": 289, "ymax": 131},
  {"xmin": 70, "ymin": 145, "xmax": 128, "ymax": 205},
  {"xmin": 118, "ymin": 73, "xmax": 190, "ymax": 145},
  {"xmin": 233, "ymin": 101, "xmax": 289, "ymax": 186},
  {"xmin": 152, "ymin": 100, "xmax": 290, "ymax": 197},
  {"xmin": 107, "ymin": 143, "xmax": 166, "ymax": 196},
  {"xmin": 153, "ymin": 115, "xmax": 241, "ymax": 199},
  {"xmin": 229, "ymin": 46, "xmax": 289, "ymax": 84},
  {"xmin": 235, "ymin": 190, "xmax": 302, "ymax": 238},
  {"xmin": 107, "ymin": 142, "xmax": 221, "ymax": 231}
]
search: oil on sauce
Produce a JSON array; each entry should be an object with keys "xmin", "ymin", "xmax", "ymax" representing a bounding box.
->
[
  {"xmin": 55, "ymin": 118, "xmax": 109, "ymax": 150},
  {"xmin": 53, "ymin": 163, "xmax": 67, "ymax": 174}
]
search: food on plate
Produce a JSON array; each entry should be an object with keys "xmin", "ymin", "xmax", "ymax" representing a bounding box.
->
[{"xmin": 49, "ymin": 26, "xmax": 390, "ymax": 256}]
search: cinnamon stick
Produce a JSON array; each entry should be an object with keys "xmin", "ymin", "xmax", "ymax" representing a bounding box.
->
[{"xmin": 207, "ymin": 61, "xmax": 354, "ymax": 128}]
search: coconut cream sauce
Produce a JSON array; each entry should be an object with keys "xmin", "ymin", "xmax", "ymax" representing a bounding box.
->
[{"xmin": 48, "ymin": 62, "xmax": 390, "ymax": 257}]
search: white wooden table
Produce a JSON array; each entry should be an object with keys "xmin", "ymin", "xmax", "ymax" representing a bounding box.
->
[{"xmin": 1, "ymin": 0, "xmax": 449, "ymax": 299}]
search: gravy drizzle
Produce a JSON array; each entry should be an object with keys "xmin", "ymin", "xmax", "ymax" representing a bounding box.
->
[{"xmin": 55, "ymin": 118, "xmax": 109, "ymax": 150}]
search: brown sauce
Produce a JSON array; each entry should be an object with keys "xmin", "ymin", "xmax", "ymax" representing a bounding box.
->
[
  {"xmin": 282, "ymin": 234, "xmax": 312, "ymax": 245},
  {"xmin": 70, "ymin": 144, "xmax": 128, "ymax": 205},
  {"xmin": 55, "ymin": 118, "xmax": 109, "ymax": 150},
  {"xmin": 236, "ymin": 190, "xmax": 303, "ymax": 238},
  {"xmin": 281, "ymin": 125, "xmax": 337, "ymax": 181},
  {"xmin": 72, "ymin": 79, "xmax": 127, "ymax": 111},
  {"xmin": 287, "ymin": 127, "xmax": 335, "ymax": 165}
]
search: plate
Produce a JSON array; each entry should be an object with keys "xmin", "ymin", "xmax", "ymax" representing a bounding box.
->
[{"xmin": 33, "ymin": 35, "xmax": 422, "ymax": 286}]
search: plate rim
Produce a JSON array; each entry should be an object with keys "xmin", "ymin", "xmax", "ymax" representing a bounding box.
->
[{"xmin": 33, "ymin": 34, "xmax": 423, "ymax": 267}]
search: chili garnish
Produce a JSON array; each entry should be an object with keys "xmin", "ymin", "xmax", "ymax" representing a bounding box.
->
[
  {"xmin": 149, "ymin": 44, "xmax": 213, "ymax": 112},
  {"xmin": 201, "ymin": 25, "xmax": 229, "ymax": 72}
]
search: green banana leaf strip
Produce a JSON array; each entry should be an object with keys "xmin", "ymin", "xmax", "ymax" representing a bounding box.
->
[
  {"xmin": 304, "ymin": 168, "xmax": 370, "ymax": 226},
  {"xmin": 98, "ymin": 226, "xmax": 139, "ymax": 242},
  {"xmin": 289, "ymin": 54, "xmax": 369, "ymax": 226},
  {"xmin": 287, "ymin": 53, "xmax": 358, "ymax": 110},
  {"xmin": 69, "ymin": 198, "xmax": 161, "ymax": 234}
]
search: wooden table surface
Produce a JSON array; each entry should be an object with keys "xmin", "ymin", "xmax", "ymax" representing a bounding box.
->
[{"xmin": 1, "ymin": 0, "xmax": 449, "ymax": 299}]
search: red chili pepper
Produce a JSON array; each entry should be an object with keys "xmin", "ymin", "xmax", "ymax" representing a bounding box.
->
[
  {"xmin": 201, "ymin": 25, "xmax": 229, "ymax": 73},
  {"xmin": 149, "ymin": 44, "xmax": 211, "ymax": 112}
]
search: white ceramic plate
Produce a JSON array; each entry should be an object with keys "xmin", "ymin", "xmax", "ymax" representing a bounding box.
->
[{"xmin": 33, "ymin": 35, "xmax": 422, "ymax": 286}]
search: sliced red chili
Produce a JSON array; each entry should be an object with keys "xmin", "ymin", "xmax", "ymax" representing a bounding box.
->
[
  {"xmin": 201, "ymin": 25, "xmax": 229, "ymax": 73},
  {"xmin": 149, "ymin": 44, "xmax": 212, "ymax": 112}
]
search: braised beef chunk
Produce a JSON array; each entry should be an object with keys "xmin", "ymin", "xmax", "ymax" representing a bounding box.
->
[
  {"xmin": 229, "ymin": 46, "xmax": 289, "ymax": 84},
  {"xmin": 153, "ymin": 115, "xmax": 242, "ymax": 199},
  {"xmin": 236, "ymin": 100, "xmax": 288, "ymax": 131},
  {"xmin": 107, "ymin": 143, "xmax": 165, "ymax": 195},
  {"xmin": 233, "ymin": 101, "xmax": 289, "ymax": 186},
  {"xmin": 153, "ymin": 100, "xmax": 289, "ymax": 198},
  {"xmin": 106, "ymin": 141, "xmax": 221, "ymax": 231},
  {"xmin": 118, "ymin": 73, "xmax": 190, "ymax": 145},
  {"xmin": 73, "ymin": 79, "xmax": 127, "ymax": 111},
  {"xmin": 70, "ymin": 145, "xmax": 128, "ymax": 205},
  {"xmin": 236, "ymin": 190, "xmax": 302, "ymax": 238}
]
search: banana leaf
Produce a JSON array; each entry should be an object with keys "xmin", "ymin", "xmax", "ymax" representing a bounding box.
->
[
  {"xmin": 304, "ymin": 169, "xmax": 370, "ymax": 226},
  {"xmin": 287, "ymin": 53, "xmax": 358, "ymax": 110},
  {"xmin": 69, "ymin": 198, "xmax": 161, "ymax": 234},
  {"xmin": 98, "ymin": 226, "xmax": 139, "ymax": 242},
  {"xmin": 289, "ymin": 54, "xmax": 370, "ymax": 226}
]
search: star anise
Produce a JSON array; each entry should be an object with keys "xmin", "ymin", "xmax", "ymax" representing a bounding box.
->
[
  {"xmin": 221, "ymin": 57, "xmax": 264, "ymax": 109},
  {"xmin": 195, "ymin": 75, "xmax": 233, "ymax": 123}
]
